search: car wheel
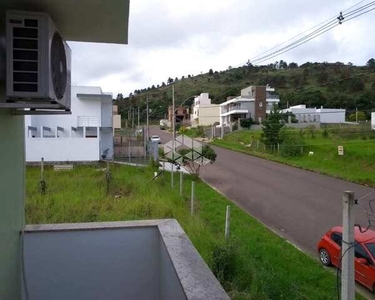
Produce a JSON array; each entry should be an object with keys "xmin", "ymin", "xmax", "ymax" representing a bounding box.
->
[{"xmin": 319, "ymin": 248, "xmax": 332, "ymax": 266}]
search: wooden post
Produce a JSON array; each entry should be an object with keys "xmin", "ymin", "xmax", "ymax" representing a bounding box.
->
[
  {"xmin": 128, "ymin": 140, "xmax": 131, "ymax": 163},
  {"xmin": 41, "ymin": 157, "xmax": 44, "ymax": 181},
  {"xmin": 225, "ymin": 205, "xmax": 231, "ymax": 240},
  {"xmin": 191, "ymin": 181, "xmax": 195, "ymax": 215}
]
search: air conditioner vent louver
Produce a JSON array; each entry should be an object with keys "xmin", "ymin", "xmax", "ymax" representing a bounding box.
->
[
  {"xmin": 12, "ymin": 19, "xmax": 38, "ymax": 93},
  {"xmin": 50, "ymin": 32, "xmax": 67, "ymax": 100}
]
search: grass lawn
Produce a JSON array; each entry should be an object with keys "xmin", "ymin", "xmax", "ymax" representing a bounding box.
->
[
  {"xmin": 26, "ymin": 164, "xmax": 364, "ymax": 299},
  {"xmin": 212, "ymin": 127, "xmax": 375, "ymax": 186}
]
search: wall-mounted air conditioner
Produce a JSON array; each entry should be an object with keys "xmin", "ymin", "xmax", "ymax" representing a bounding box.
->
[{"xmin": 5, "ymin": 10, "xmax": 71, "ymax": 111}]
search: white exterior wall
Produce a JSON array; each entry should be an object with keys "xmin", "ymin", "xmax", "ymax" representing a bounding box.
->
[
  {"xmin": 26, "ymin": 138, "xmax": 100, "ymax": 162},
  {"xmin": 282, "ymin": 105, "xmax": 345, "ymax": 124},
  {"xmin": 25, "ymin": 86, "xmax": 113, "ymax": 162},
  {"xmin": 318, "ymin": 109, "xmax": 345, "ymax": 123},
  {"xmin": 372, "ymin": 112, "xmax": 375, "ymax": 130}
]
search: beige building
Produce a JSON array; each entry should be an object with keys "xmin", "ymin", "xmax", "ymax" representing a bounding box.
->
[
  {"xmin": 113, "ymin": 105, "xmax": 121, "ymax": 129},
  {"xmin": 191, "ymin": 93, "xmax": 220, "ymax": 127}
]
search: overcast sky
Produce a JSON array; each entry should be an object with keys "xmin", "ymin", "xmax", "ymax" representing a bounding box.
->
[{"xmin": 69, "ymin": 0, "xmax": 375, "ymax": 97}]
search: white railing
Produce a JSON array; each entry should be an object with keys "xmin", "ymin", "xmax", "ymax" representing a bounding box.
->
[{"xmin": 77, "ymin": 116, "xmax": 101, "ymax": 127}]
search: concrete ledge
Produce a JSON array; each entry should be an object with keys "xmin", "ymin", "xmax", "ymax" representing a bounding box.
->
[{"xmin": 25, "ymin": 219, "xmax": 229, "ymax": 300}]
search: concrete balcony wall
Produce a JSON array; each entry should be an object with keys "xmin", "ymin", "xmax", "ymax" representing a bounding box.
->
[{"xmin": 23, "ymin": 220, "xmax": 229, "ymax": 300}]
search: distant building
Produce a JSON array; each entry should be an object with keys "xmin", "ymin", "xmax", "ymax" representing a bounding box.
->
[
  {"xmin": 281, "ymin": 105, "xmax": 346, "ymax": 123},
  {"xmin": 168, "ymin": 106, "xmax": 190, "ymax": 125},
  {"xmin": 25, "ymin": 86, "xmax": 114, "ymax": 162},
  {"xmin": 113, "ymin": 105, "xmax": 122, "ymax": 129},
  {"xmin": 220, "ymin": 85, "xmax": 279, "ymax": 127},
  {"xmin": 191, "ymin": 93, "xmax": 220, "ymax": 127}
]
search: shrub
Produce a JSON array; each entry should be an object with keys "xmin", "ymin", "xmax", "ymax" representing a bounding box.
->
[
  {"xmin": 322, "ymin": 128, "xmax": 329, "ymax": 138},
  {"xmin": 280, "ymin": 132, "xmax": 304, "ymax": 157},
  {"xmin": 240, "ymin": 118, "xmax": 253, "ymax": 129},
  {"xmin": 211, "ymin": 240, "xmax": 237, "ymax": 283},
  {"xmin": 202, "ymin": 145, "xmax": 217, "ymax": 162}
]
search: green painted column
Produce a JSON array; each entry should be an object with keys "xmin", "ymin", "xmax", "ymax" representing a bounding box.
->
[{"xmin": 0, "ymin": 110, "xmax": 25, "ymax": 300}]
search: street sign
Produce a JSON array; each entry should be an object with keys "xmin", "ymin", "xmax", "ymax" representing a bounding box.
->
[{"xmin": 338, "ymin": 145, "xmax": 344, "ymax": 156}]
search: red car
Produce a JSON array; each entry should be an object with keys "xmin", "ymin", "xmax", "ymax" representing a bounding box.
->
[{"xmin": 317, "ymin": 226, "xmax": 375, "ymax": 292}]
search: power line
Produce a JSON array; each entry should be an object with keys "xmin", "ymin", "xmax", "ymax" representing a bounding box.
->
[
  {"xmin": 236, "ymin": 0, "xmax": 368, "ymax": 67},
  {"xmin": 342, "ymin": 5, "xmax": 375, "ymax": 22},
  {"xmin": 237, "ymin": 1, "xmax": 375, "ymax": 66}
]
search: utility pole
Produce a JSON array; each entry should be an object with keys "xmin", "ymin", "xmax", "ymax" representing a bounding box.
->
[
  {"xmin": 132, "ymin": 106, "xmax": 135, "ymax": 129},
  {"xmin": 146, "ymin": 97, "xmax": 149, "ymax": 142},
  {"xmin": 137, "ymin": 106, "xmax": 140, "ymax": 130},
  {"xmin": 172, "ymin": 85, "xmax": 175, "ymax": 157},
  {"xmin": 355, "ymin": 107, "xmax": 358, "ymax": 124},
  {"xmin": 341, "ymin": 191, "xmax": 355, "ymax": 300}
]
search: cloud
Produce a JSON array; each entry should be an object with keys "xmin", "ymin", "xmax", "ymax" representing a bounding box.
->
[{"xmin": 67, "ymin": 0, "xmax": 375, "ymax": 96}]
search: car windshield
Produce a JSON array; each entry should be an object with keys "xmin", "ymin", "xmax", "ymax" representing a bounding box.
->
[
  {"xmin": 365, "ymin": 243, "xmax": 375, "ymax": 259},
  {"xmin": 152, "ymin": 136, "xmax": 159, "ymax": 138}
]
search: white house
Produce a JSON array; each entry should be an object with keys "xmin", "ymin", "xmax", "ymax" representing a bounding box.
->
[
  {"xmin": 191, "ymin": 93, "xmax": 220, "ymax": 127},
  {"xmin": 281, "ymin": 105, "xmax": 346, "ymax": 123},
  {"xmin": 220, "ymin": 85, "xmax": 279, "ymax": 126},
  {"xmin": 25, "ymin": 86, "xmax": 114, "ymax": 162}
]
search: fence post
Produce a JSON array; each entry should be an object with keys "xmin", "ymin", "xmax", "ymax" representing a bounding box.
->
[
  {"xmin": 221, "ymin": 126, "xmax": 224, "ymax": 139},
  {"xmin": 41, "ymin": 157, "xmax": 44, "ymax": 182},
  {"xmin": 277, "ymin": 143, "xmax": 280, "ymax": 155},
  {"xmin": 225, "ymin": 205, "xmax": 231, "ymax": 240},
  {"xmin": 128, "ymin": 140, "xmax": 131, "ymax": 163},
  {"xmin": 191, "ymin": 181, "xmax": 195, "ymax": 215},
  {"xmin": 180, "ymin": 171, "xmax": 183, "ymax": 196}
]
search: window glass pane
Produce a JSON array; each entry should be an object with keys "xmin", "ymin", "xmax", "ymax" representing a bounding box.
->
[{"xmin": 355, "ymin": 243, "xmax": 369, "ymax": 260}]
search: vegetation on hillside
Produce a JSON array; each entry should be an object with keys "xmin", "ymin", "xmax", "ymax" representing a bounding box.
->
[{"xmin": 115, "ymin": 59, "xmax": 375, "ymax": 122}]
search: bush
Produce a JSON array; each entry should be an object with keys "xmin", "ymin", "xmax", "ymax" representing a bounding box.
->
[
  {"xmin": 211, "ymin": 240, "xmax": 237, "ymax": 283},
  {"xmin": 202, "ymin": 145, "xmax": 217, "ymax": 162},
  {"xmin": 280, "ymin": 131, "xmax": 304, "ymax": 157},
  {"xmin": 240, "ymin": 118, "xmax": 253, "ymax": 129},
  {"xmin": 322, "ymin": 128, "xmax": 329, "ymax": 138},
  {"xmin": 195, "ymin": 126, "xmax": 206, "ymax": 138}
]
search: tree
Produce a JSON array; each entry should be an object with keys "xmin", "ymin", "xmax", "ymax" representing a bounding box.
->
[
  {"xmin": 167, "ymin": 77, "xmax": 174, "ymax": 84},
  {"xmin": 288, "ymin": 62, "xmax": 298, "ymax": 69},
  {"xmin": 161, "ymin": 82, "xmax": 166, "ymax": 86},
  {"xmin": 151, "ymin": 85, "xmax": 156, "ymax": 89},
  {"xmin": 349, "ymin": 111, "xmax": 366, "ymax": 122},
  {"xmin": 366, "ymin": 58, "xmax": 375, "ymax": 69},
  {"xmin": 261, "ymin": 106, "xmax": 284, "ymax": 148},
  {"xmin": 208, "ymin": 69, "xmax": 214, "ymax": 76},
  {"xmin": 178, "ymin": 145, "xmax": 216, "ymax": 175},
  {"xmin": 175, "ymin": 77, "xmax": 178, "ymax": 82},
  {"xmin": 279, "ymin": 60, "xmax": 287, "ymax": 69},
  {"xmin": 116, "ymin": 93, "xmax": 124, "ymax": 101},
  {"xmin": 188, "ymin": 74, "xmax": 191, "ymax": 78}
]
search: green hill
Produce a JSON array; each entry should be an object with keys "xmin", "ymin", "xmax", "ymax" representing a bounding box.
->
[{"xmin": 116, "ymin": 60, "xmax": 375, "ymax": 122}]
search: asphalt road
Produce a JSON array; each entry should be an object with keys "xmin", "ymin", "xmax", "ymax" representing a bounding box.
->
[{"xmin": 150, "ymin": 127, "xmax": 374, "ymax": 255}]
